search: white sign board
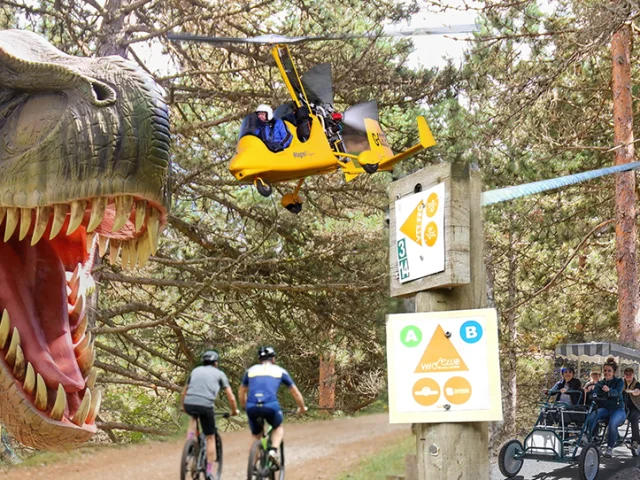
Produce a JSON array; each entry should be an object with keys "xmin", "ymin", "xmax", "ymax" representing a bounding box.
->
[
  {"xmin": 386, "ymin": 308, "xmax": 503, "ymax": 423},
  {"xmin": 395, "ymin": 182, "xmax": 445, "ymax": 283}
]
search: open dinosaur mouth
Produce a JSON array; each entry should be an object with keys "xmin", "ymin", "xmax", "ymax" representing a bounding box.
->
[{"xmin": 0, "ymin": 195, "xmax": 163, "ymax": 447}]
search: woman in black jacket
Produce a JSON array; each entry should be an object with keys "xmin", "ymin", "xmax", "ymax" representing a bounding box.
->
[{"xmin": 544, "ymin": 366, "xmax": 583, "ymax": 426}]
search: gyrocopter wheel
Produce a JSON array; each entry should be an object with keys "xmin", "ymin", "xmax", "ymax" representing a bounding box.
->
[
  {"xmin": 254, "ymin": 178, "xmax": 272, "ymax": 197},
  {"xmin": 362, "ymin": 163, "xmax": 379, "ymax": 174}
]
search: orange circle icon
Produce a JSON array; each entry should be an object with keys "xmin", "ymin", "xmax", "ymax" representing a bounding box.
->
[
  {"xmin": 443, "ymin": 377, "xmax": 472, "ymax": 405},
  {"xmin": 423, "ymin": 222, "xmax": 438, "ymax": 247},
  {"xmin": 412, "ymin": 378, "xmax": 441, "ymax": 407},
  {"xmin": 426, "ymin": 193, "xmax": 439, "ymax": 217}
]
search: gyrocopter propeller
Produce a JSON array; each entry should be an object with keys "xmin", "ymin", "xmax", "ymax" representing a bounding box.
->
[{"xmin": 168, "ymin": 24, "xmax": 477, "ymax": 214}]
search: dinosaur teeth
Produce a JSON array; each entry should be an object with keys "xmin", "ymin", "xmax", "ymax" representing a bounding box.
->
[
  {"xmin": 109, "ymin": 239, "xmax": 121, "ymax": 265},
  {"xmin": 72, "ymin": 388, "xmax": 92, "ymax": 426},
  {"xmin": 135, "ymin": 200, "xmax": 147, "ymax": 232},
  {"xmin": 72, "ymin": 312, "xmax": 88, "ymax": 344},
  {"xmin": 50, "ymin": 204, "xmax": 68, "ymax": 240},
  {"xmin": 113, "ymin": 195, "xmax": 133, "ymax": 232},
  {"xmin": 98, "ymin": 234, "xmax": 109, "ymax": 257},
  {"xmin": 50, "ymin": 384, "xmax": 67, "ymax": 421},
  {"xmin": 147, "ymin": 208, "xmax": 161, "ymax": 255},
  {"xmin": 0, "ymin": 309, "xmax": 10, "ymax": 349},
  {"xmin": 86, "ymin": 388, "xmax": 101, "ymax": 424},
  {"xmin": 129, "ymin": 238, "xmax": 139, "ymax": 269},
  {"xmin": 67, "ymin": 263, "xmax": 81, "ymax": 287},
  {"xmin": 5, "ymin": 327, "xmax": 20, "ymax": 366},
  {"xmin": 87, "ymin": 197, "xmax": 107, "ymax": 233},
  {"xmin": 86, "ymin": 231, "xmax": 95, "ymax": 254},
  {"xmin": 24, "ymin": 363, "xmax": 36, "ymax": 395},
  {"xmin": 75, "ymin": 332, "xmax": 92, "ymax": 356},
  {"xmin": 4, "ymin": 207, "xmax": 18, "ymax": 242},
  {"xmin": 86, "ymin": 368, "xmax": 98, "ymax": 390},
  {"xmin": 68, "ymin": 274, "xmax": 80, "ymax": 305},
  {"xmin": 31, "ymin": 206, "xmax": 52, "ymax": 246},
  {"xmin": 121, "ymin": 240, "xmax": 131, "ymax": 270},
  {"xmin": 67, "ymin": 200, "xmax": 86, "ymax": 235},
  {"xmin": 69, "ymin": 293, "xmax": 85, "ymax": 320},
  {"xmin": 137, "ymin": 232, "xmax": 151, "ymax": 267},
  {"xmin": 19, "ymin": 208, "xmax": 32, "ymax": 241},
  {"xmin": 34, "ymin": 373, "xmax": 47, "ymax": 411},
  {"xmin": 77, "ymin": 342, "xmax": 95, "ymax": 378},
  {"xmin": 13, "ymin": 344, "xmax": 25, "ymax": 381}
]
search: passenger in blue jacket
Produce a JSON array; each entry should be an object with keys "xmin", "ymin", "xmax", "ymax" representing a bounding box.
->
[
  {"xmin": 585, "ymin": 357, "xmax": 626, "ymax": 458},
  {"xmin": 253, "ymin": 104, "xmax": 293, "ymax": 152}
]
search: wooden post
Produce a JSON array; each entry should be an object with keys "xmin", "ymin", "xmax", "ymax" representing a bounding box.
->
[{"xmin": 413, "ymin": 166, "xmax": 489, "ymax": 479}]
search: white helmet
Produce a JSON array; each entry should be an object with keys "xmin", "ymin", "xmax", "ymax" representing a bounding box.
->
[{"xmin": 256, "ymin": 104, "xmax": 273, "ymax": 121}]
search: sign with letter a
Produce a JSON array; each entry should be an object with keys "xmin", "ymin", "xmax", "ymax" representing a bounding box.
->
[{"xmin": 386, "ymin": 308, "xmax": 502, "ymax": 423}]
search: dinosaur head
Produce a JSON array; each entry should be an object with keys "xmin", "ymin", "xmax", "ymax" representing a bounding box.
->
[{"xmin": 0, "ymin": 30, "xmax": 170, "ymax": 450}]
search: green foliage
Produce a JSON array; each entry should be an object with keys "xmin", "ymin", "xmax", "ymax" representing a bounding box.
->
[{"xmin": 337, "ymin": 435, "xmax": 414, "ymax": 480}]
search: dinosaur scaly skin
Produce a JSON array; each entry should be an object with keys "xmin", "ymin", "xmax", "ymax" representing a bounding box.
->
[{"xmin": 0, "ymin": 30, "xmax": 170, "ymax": 450}]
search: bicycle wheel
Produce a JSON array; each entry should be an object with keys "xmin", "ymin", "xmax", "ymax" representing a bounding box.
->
[
  {"xmin": 180, "ymin": 438, "xmax": 199, "ymax": 480},
  {"xmin": 247, "ymin": 440, "xmax": 266, "ymax": 480},
  {"xmin": 212, "ymin": 432, "xmax": 223, "ymax": 480}
]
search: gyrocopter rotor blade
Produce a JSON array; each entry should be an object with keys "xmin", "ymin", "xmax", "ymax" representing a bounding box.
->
[
  {"xmin": 167, "ymin": 25, "xmax": 478, "ymax": 46},
  {"xmin": 301, "ymin": 63, "xmax": 334, "ymax": 105}
]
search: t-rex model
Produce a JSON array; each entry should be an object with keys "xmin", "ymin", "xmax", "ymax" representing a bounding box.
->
[{"xmin": 0, "ymin": 29, "xmax": 170, "ymax": 450}]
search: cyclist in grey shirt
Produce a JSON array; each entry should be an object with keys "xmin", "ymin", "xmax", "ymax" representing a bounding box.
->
[{"xmin": 181, "ymin": 350, "xmax": 239, "ymax": 480}]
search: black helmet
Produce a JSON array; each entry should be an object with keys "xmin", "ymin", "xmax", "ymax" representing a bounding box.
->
[
  {"xmin": 258, "ymin": 346, "xmax": 276, "ymax": 361},
  {"xmin": 202, "ymin": 350, "xmax": 219, "ymax": 365}
]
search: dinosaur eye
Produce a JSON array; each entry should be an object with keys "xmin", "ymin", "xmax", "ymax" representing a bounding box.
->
[{"xmin": 89, "ymin": 80, "xmax": 116, "ymax": 105}]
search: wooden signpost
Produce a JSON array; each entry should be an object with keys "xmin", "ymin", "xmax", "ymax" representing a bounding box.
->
[{"xmin": 388, "ymin": 162, "xmax": 499, "ymax": 479}]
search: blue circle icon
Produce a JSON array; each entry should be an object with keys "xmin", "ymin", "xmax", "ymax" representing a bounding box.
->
[{"xmin": 460, "ymin": 321, "xmax": 483, "ymax": 344}]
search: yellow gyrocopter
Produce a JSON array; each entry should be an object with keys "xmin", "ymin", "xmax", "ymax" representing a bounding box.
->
[{"xmin": 168, "ymin": 26, "xmax": 476, "ymax": 213}]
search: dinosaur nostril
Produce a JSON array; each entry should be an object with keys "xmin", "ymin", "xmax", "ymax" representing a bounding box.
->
[{"xmin": 89, "ymin": 80, "xmax": 116, "ymax": 105}]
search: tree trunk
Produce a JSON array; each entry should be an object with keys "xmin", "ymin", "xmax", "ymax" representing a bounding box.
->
[
  {"xmin": 319, "ymin": 354, "xmax": 336, "ymax": 412},
  {"xmin": 97, "ymin": 0, "xmax": 130, "ymax": 58},
  {"xmin": 611, "ymin": 21, "xmax": 639, "ymax": 345}
]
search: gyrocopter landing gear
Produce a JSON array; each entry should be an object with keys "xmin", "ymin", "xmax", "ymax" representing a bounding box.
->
[
  {"xmin": 254, "ymin": 177, "xmax": 272, "ymax": 197},
  {"xmin": 281, "ymin": 178, "xmax": 304, "ymax": 214}
]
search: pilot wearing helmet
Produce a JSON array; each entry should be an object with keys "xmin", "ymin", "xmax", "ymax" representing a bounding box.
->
[{"xmin": 253, "ymin": 104, "xmax": 293, "ymax": 152}]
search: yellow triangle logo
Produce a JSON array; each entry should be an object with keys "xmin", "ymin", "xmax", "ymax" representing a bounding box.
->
[
  {"xmin": 414, "ymin": 325, "xmax": 468, "ymax": 373},
  {"xmin": 400, "ymin": 200, "xmax": 424, "ymax": 245}
]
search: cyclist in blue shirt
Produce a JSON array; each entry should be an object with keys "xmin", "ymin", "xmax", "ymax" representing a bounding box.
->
[
  {"xmin": 238, "ymin": 346, "xmax": 307, "ymax": 468},
  {"xmin": 253, "ymin": 104, "xmax": 293, "ymax": 152}
]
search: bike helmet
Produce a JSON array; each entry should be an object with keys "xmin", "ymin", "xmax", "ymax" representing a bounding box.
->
[
  {"xmin": 202, "ymin": 350, "xmax": 219, "ymax": 365},
  {"xmin": 255, "ymin": 104, "xmax": 273, "ymax": 121},
  {"xmin": 258, "ymin": 346, "xmax": 276, "ymax": 361}
]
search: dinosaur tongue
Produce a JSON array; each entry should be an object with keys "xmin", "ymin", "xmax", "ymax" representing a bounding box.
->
[{"xmin": 0, "ymin": 239, "xmax": 84, "ymax": 392}]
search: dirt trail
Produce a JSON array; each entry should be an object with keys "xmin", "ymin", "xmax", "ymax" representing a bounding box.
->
[{"xmin": 1, "ymin": 413, "xmax": 409, "ymax": 480}]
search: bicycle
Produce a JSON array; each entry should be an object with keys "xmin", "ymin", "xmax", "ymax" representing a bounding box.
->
[
  {"xmin": 181, "ymin": 412, "xmax": 230, "ymax": 480},
  {"xmin": 247, "ymin": 409, "xmax": 298, "ymax": 480}
]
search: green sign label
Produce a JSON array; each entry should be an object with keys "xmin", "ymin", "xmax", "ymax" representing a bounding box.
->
[
  {"xmin": 400, "ymin": 325, "xmax": 422, "ymax": 347},
  {"xmin": 397, "ymin": 238, "xmax": 410, "ymax": 280}
]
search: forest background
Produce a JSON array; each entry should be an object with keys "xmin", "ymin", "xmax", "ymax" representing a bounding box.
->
[{"xmin": 0, "ymin": 0, "xmax": 636, "ymax": 448}]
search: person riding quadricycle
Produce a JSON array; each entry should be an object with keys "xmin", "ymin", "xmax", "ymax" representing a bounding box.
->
[{"xmin": 499, "ymin": 342, "xmax": 640, "ymax": 480}]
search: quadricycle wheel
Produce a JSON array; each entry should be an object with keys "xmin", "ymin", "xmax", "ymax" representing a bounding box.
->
[
  {"xmin": 498, "ymin": 439, "xmax": 524, "ymax": 478},
  {"xmin": 578, "ymin": 444, "xmax": 599, "ymax": 480}
]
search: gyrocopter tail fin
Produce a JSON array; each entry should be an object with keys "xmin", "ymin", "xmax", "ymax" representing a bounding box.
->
[{"xmin": 374, "ymin": 116, "xmax": 436, "ymax": 172}]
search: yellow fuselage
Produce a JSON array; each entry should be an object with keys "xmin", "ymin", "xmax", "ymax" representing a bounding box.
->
[{"xmin": 229, "ymin": 117, "xmax": 338, "ymax": 184}]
